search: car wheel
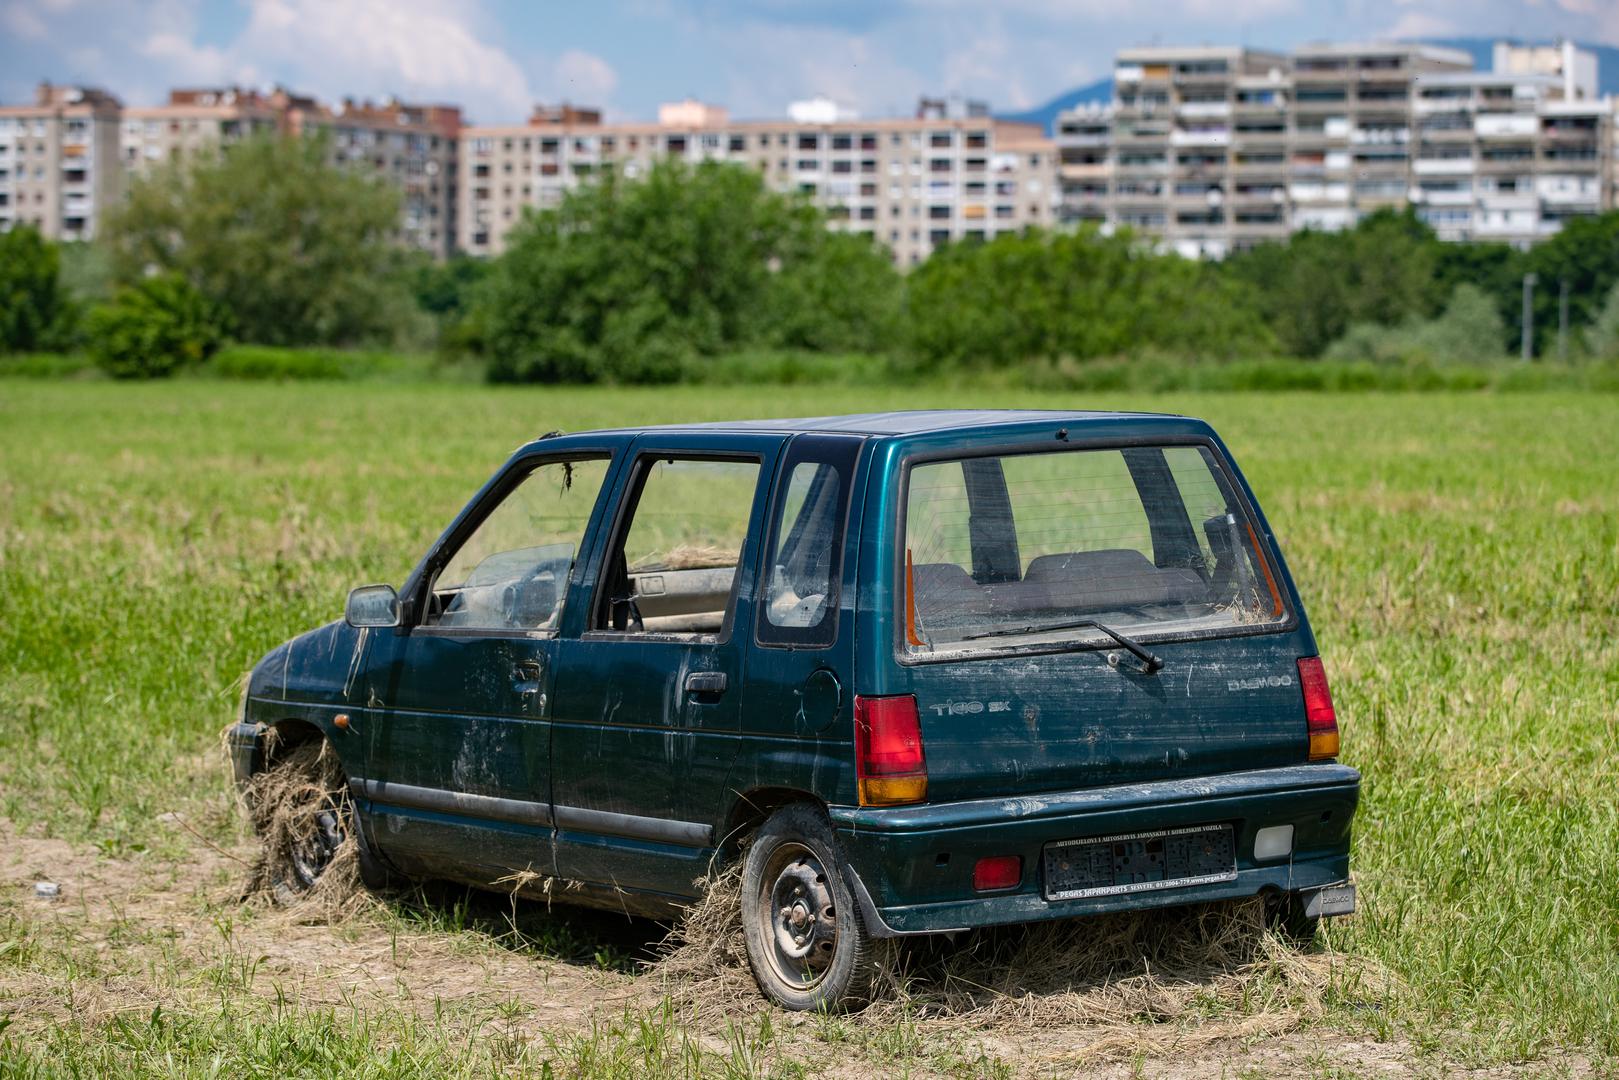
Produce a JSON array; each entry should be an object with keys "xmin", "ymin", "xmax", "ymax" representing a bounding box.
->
[
  {"xmin": 740, "ymin": 804, "xmax": 888, "ymax": 1011},
  {"xmin": 1268, "ymin": 891, "xmax": 1321, "ymax": 943},
  {"xmin": 252, "ymin": 739, "xmax": 397, "ymax": 899}
]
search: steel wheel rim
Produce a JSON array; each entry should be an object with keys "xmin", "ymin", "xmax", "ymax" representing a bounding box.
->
[
  {"xmin": 289, "ymin": 796, "xmax": 347, "ymax": 887},
  {"xmin": 757, "ymin": 842, "xmax": 839, "ymax": 990}
]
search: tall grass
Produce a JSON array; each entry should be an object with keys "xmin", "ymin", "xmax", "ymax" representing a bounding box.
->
[{"xmin": 0, "ymin": 382, "xmax": 1616, "ymax": 1068}]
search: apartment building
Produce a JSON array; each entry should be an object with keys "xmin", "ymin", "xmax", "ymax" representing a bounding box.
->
[
  {"xmin": 286, "ymin": 96, "xmax": 462, "ymax": 259},
  {"xmin": 0, "ymin": 83, "xmax": 122, "ymax": 240},
  {"xmin": 1109, "ymin": 46, "xmax": 1291, "ymax": 258},
  {"xmin": 457, "ymin": 97, "xmax": 1059, "ymax": 263},
  {"xmin": 1059, "ymin": 40, "xmax": 1616, "ymax": 254},
  {"xmin": 121, "ymin": 87, "xmax": 283, "ymax": 179},
  {"xmin": 1054, "ymin": 102, "xmax": 1111, "ymax": 225}
]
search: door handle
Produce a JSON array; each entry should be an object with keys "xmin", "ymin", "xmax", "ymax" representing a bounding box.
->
[
  {"xmin": 514, "ymin": 660, "xmax": 544, "ymax": 681},
  {"xmin": 684, "ymin": 671, "xmax": 728, "ymax": 697}
]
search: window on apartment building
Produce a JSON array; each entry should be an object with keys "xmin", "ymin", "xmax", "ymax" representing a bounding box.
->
[
  {"xmin": 929, "ymin": 158, "xmax": 953, "ymax": 173},
  {"xmin": 831, "ymin": 133, "xmax": 852, "ymax": 150},
  {"xmin": 928, "ymin": 205, "xmax": 950, "ymax": 220},
  {"xmin": 601, "ymin": 137, "xmax": 616, "ymax": 152},
  {"xmin": 929, "ymin": 131, "xmax": 953, "ymax": 148},
  {"xmin": 796, "ymin": 158, "xmax": 820, "ymax": 171},
  {"xmin": 831, "ymin": 160, "xmax": 853, "ymax": 174},
  {"xmin": 798, "ymin": 182, "xmax": 817, "ymax": 195},
  {"xmin": 859, "ymin": 158, "xmax": 876, "ymax": 173},
  {"xmin": 729, "ymin": 135, "xmax": 746, "ymax": 152},
  {"xmin": 966, "ymin": 131, "xmax": 988, "ymax": 149},
  {"xmin": 890, "ymin": 133, "xmax": 901, "ymax": 147},
  {"xmin": 797, "ymin": 133, "xmax": 819, "ymax": 150},
  {"xmin": 860, "ymin": 133, "xmax": 878, "ymax": 150},
  {"xmin": 929, "ymin": 228, "xmax": 950, "ymax": 244},
  {"xmin": 473, "ymin": 163, "xmax": 489, "ymax": 178},
  {"xmin": 965, "ymin": 157, "xmax": 987, "ymax": 172},
  {"xmin": 668, "ymin": 135, "xmax": 688, "ymax": 152},
  {"xmin": 860, "ymin": 182, "xmax": 876, "ymax": 197},
  {"xmin": 891, "ymin": 205, "xmax": 901, "ymax": 217},
  {"xmin": 995, "ymin": 205, "xmax": 1015, "ymax": 219}
]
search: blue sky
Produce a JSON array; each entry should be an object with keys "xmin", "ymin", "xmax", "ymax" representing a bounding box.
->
[{"xmin": 3, "ymin": 0, "xmax": 1616, "ymax": 124}]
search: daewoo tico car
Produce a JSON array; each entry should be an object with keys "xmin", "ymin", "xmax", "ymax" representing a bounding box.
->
[{"xmin": 230, "ymin": 410, "xmax": 1358, "ymax": 1010}]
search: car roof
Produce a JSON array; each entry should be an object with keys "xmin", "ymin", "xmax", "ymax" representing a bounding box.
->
[{"xmin": 536, "ymin": 409, "xmax": 1193, "ymax": 441}]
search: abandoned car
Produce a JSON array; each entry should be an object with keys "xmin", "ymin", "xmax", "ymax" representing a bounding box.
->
[{"xmin": 229, "ymin": 409, "xmax": 1358, "ymax": 1010}]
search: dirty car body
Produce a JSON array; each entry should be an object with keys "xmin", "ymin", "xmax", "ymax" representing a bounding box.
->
[{"xmin": 230, "ymin": 410, "xmax": 1357, "ymax": 999}]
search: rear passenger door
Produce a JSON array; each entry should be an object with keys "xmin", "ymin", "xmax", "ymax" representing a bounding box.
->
[
  {"xmin": 739, "ymin": 433, "xmax": 866, "ymax": 804},
  {"xmin": 549, "ymin": 434, "xmax": 782, "ymax": 898}
]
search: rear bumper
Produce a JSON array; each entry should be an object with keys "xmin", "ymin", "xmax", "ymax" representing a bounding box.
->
[{"xmin": 830, "ymin": 763, "xmax": 1359, "ymax": 936}]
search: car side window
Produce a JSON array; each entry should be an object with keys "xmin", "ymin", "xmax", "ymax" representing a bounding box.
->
[
  {"xmin": 757, "ymin": 435, "xmax": 862, "ymax": 647},
  {"xmin": 596, "ymin": 457, "xmax": 761, "ymax": 638},
  {"xmin": 425, "ymin": 457, "xmax": 610, "ymax": 631}
]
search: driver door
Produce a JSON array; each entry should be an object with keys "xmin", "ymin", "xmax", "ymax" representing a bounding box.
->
[{"xmin": 358, "ymin": 453, "xmax": 614, "ymax": 885}]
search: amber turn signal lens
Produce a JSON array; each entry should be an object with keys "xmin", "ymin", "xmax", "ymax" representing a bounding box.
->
[
  {"xmin": 334, "ymin": 713, "xmax": 351, "ymax": 730},
  {"xmin": 858, "ymin": 775, "xmax": 928, "ymax": 806}
]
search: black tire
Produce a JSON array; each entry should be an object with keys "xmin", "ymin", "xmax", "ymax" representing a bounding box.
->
[
  {"xmin": 740, "ymin": 804, "xmax": 889, "ymax": 1011},
  {"xmin": 1268, "ymin": 891, "xmax": 1321, "ymax": 943}
]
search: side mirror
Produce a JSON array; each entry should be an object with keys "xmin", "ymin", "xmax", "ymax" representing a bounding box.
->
[{"xmin": 345, "ymin": 584, "xmax": 401, "ymax": 628}]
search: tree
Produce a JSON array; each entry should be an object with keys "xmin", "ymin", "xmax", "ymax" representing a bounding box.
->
[
  {"xmin": 86, "ymin": 272, "xmax": 229, "ymax": 378},
  {"xmin": 0, "ymin": 225, "xmax": 70, "ymax": 352},
  {"xmin": 1226, "ymin": 209, "xmax": 1442, "ymax": 358},
  {"xmin": 99, "ymin": 133, "xmax": 422, "ymax": 348},
  {"xmin": 476, "ymin": 160, "xmax": 902, "ymax": 383},
  {"xmin": 901, "ymin": 225, "xmax": 1273, "ymax": 370},
  {"xmin": 1584, "ymin": 280, "xmax": 1619, "ymax": 361},
  {"xmin": 1525, "ymin": 211, "xmax": 1619, "ymax": 357}
]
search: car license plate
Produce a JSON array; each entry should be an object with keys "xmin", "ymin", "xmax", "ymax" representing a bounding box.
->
[{"xmin": 1043, "ymin": 823, "xmax": 1237, "ymax": 901}]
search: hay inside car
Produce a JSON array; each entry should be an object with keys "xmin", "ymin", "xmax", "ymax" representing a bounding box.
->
[{"xmin": 230, "ymin": 410, "xmax": 1358, "ymax": 1009}]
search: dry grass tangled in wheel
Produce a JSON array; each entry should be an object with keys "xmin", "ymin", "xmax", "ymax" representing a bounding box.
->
[
  {"xmin": 655, "ymin": 868, "xmax": 1388, "ymax": 1053},
  {"xmin": 238, "ymin": 734, "xmax": 370, "ymax": 923}
]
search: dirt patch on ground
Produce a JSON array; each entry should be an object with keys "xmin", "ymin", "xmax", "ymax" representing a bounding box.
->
[{"xmin": 0, "ymin": 823, "xmax": 1589, "ymax": 1077}]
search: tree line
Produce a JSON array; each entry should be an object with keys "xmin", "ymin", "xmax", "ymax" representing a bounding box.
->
[{"xmin": 4, "ymin": 131, "xmax": 1619, "ymax": 379}]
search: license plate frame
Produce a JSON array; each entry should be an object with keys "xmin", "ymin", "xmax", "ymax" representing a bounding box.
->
[{"xmin": 1042, "ymin": 822, "xmax": 1237, "ymax": 901}]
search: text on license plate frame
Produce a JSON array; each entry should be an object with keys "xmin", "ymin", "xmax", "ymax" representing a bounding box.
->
[{"xmin": 1043, "ymin": 822, "xmax": 1238, "ymax": 901}]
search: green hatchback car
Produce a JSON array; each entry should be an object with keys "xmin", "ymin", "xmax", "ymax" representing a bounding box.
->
[{"xmin": 230, "ymin": 410, "xmax": 1358, "ymax": 1010}]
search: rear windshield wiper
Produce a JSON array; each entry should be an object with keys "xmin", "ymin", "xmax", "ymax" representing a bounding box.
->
[{"xmin": 962, "ymin": 618, "xmax": 1164, "ymax": 672}]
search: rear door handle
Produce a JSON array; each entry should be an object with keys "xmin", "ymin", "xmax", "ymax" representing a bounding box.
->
[
  {"xmin": 685, "ymin": 671, "xmax": 728, "ymax": 697},
  {"xmin": 514, "ymin": 660, "xmax": 544, "ymax": 681}
]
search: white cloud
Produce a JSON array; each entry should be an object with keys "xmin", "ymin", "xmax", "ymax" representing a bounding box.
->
[
  {"xmin": 237, "ymin": 0, "xmax": 534, "ymax": 117},
  {"xmin": 1384, "ymin": 10, "xmax": 1457, "ymax": 37},
  {"xmin": 2, "ymin": 3, "xmax": 48, "ymax": 38}
]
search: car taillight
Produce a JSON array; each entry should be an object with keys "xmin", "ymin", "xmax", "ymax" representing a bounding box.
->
[
  {"xmin": 1297, "ymin": 656, "xmax": 1339, "ymax": 760},
  {"xmin": 973, "ymin": 855, "xmax": 1022, "ymax": 892},
  {"xmin": 854, "ymin": 694, "xmax": 927, "ymax": 806}
]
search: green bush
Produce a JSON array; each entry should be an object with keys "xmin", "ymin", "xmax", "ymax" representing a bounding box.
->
[
  {"xmin": 1583, "ymin": 280, "xmax": 1619, "ymax": 362},
  {"xmin": 0, "ymin": 226, "xmax": 75, "ymax": 352},
  {"xmin": 86, "ymin": 273, "xmax": 228, "ymax": 379},
  {"xmin": 1326, "ymin": 284, "xmax": 1510, "ymax": 367},
  {"xmin": 898, "ymin": 226, "xmax": 1275, "ymax": 372}
]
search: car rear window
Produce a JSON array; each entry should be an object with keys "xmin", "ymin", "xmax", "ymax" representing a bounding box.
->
[{"xmin": 901, "ymin": 444, "xmax": 1287, "ymax": 655}]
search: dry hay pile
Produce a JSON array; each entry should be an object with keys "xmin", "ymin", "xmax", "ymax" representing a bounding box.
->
[
  {"xmin": 238, "ymin": 734, "xmax": 373, "ymax": 923},
  {"xmin": 654, "ymin": 868, "xmax": 1389, "ymax": 1058}
]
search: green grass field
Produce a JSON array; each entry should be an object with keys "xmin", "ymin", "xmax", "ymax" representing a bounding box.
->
[{"xmin": 1, "ymin": 381, "xmax": 1617, "ymax": 1076}]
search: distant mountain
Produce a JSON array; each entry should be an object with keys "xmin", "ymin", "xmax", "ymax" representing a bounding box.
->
[
  {"xmin": 995, "ymin": 78, "xmax": 1111, "ymax": 132},
  {"xmin": 998, "ymin": 38, "xmax": 1619, "ymax": 135}
]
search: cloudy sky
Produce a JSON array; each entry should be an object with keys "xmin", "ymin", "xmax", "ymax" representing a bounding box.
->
[{"xmin": 3, "ymin": 0, "xmax": 1616, "ymax": 124}]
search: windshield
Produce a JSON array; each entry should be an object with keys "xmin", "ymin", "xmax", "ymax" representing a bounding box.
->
[{"xmin": 901, "ymin": 444, "xmax": 1287, "ymax": 654}]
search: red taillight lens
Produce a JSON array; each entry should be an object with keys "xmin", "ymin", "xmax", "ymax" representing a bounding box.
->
[
  {"xmin": 854, "ymin": 694, "xmax": 927, "ymax": 806},
  {"xmin": 973, "ymin": 855, "xmax": 1022, "ymax": 892},
  {"xmin": 1297, "ymin": 656, "xmax": 1340, "ymax": 760}
]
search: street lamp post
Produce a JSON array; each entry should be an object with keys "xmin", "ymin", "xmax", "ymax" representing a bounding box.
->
[{"xmin": 1522, "ymin": 273, "xmax": 1538, "ymax": 362}]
